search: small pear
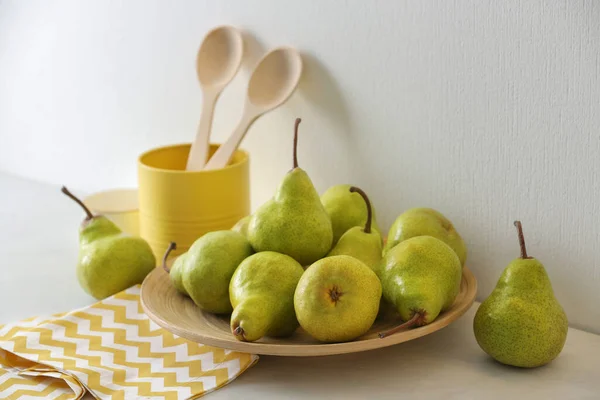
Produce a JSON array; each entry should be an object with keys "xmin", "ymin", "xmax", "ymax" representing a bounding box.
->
[
  {"xmin": 183, "ymin": 231, "xmax": 254, "ymax": 314},
  {"xmin": 378, "ymin": 236, "xmax": 462, "ymax": 338},
  {"xmin": 62, "ymin": 187, "xmax": 156, "ymax": 300},
  {"xmin": 384, "ymin": 208, "xmax": 467, "ymax": 266},
  {"xmin": 294, "ymin": 255, "xmax": 381, "ymax": 342},
  {"xmin": 231, "ymin": 215, "xmax": 250, "ymax": 237},
  {"xmin": 248, "ymin": 119, "xmax": 333, "ymax": 265},
  {"xmin": 473, "ymin": 221, "xmax": 568, "ymax": 368},
  {"xmin": 161, "ymin": 242, "xmax": 187, "ymax": 296},
  {"xmin": 230, "ymin": 251, "xmax": 304, "ymax": 342},
  {"xmin": 327, "ymin": 187, "xmax": 382, "ymax": 272},
  {"xmin": 321, "ymin": 184, "xmax": 381, "ymax": 245}
]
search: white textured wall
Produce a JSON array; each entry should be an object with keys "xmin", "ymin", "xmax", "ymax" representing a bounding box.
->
[{"xmin": 1, "ymin": 1, "xmax": 599, "ymax": 333}]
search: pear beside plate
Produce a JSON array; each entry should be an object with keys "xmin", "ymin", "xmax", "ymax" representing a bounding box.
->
[{"xmin": 140, "ymin": 263, "xmax": 477, "ymax": 357}]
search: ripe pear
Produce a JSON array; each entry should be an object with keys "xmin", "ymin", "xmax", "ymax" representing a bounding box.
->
[
  {"xmin": 183, "ymin": 231, "xmax": 253, "ymax": 314},
  {"xmin": 327, "ymin": 187, "xmax": 382, "ymax": 273},
  {"xmin": 321, "ymin": 184, "xmax": 381, "ymax": 245},
  {"xmin": 230, "ymin": 251, "xmax": 304, "ymax": 342},
  {"xmin": 161, "ymin": 242, "xmax": 188, "ymax": 296},
  {"xmin": 294, "ymin": 255, "xmax": 381, "ymax": 342},
  {"xmin": 248, "ymin": 119, "xmax": 333, "ymax": 265},
  {"xmin": 379, "ymin": 236, "xmax": 462, "ymax": 338},
  {"xmin": 231, "ymin": 215, "xmax": 250, "ymax": 237},
  {"xmin": 61, "ymin": 187, "xmax": 156, "ymax": 300},
  {"xmin": 384, "ymin": 208, "xmax": 467, "ymax": 266},
  {"xmin": 474, "ymin": 221, "xmax": 568, "ymax": 368}
]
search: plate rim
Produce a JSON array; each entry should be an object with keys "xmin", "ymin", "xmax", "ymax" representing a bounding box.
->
[{"xmin": 141, "ymin": 265, "xmax": 477, "ymax": 357}]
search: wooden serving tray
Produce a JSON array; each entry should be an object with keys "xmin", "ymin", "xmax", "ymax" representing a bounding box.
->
[{"xmin": 141, "ymin": 265, "xmax": 477, "ymax": 356}]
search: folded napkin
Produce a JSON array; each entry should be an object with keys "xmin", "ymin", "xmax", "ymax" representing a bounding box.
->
[{"xmin": 0, "ymin": 285, "xmax": 258, "ymax": 399}]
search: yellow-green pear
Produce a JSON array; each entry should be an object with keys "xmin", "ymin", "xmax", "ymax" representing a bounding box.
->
[
  {"xmin": 294, "ymin": 255, "xmax": 381, "ymax": 342},
  {"xmin": 230, "ymin": 251, "xmax": 304, "ymax": 342},
  {"xmin": 327, "ymin": 187, "xmax": 382, "ymax": 272},
  {"xmin": 248, "ymin": 119, "xmax": 333, "ymax": 265},
  {"xmin": 161, "ymin": 242, "xmax": 187, "ymax": 296},
  {"xmin": 183, "ymin": 231, "xmax": 254, "ymax": 314},
  {"xmin": 62, "ymin": 187, "xmax": 156, "ymax": 300},
  {"xmin": 384, "ymin": 208, "xmax": 467, "ymax": 266},
  {"xmin": 473, "ymin": 221, "xmax": 568, "ymax": 368},
  {"xmin": 379, "ymin": 236, "xmax": 462, "ymax": 338},
  {"xmin": 321, "ymin": 184, "xmax": 381, "ymax": 245},
  {"xmin": 231, "ymin": 215, "xmax": 250, "ymax": 237}
]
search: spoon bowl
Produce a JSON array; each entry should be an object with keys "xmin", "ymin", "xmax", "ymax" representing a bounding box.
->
[
  {"xmin": 196, "ymin": 26, "xmax": 244, "ymax": 88},
  {"xmin": 204, "ymin": 47, "xmax": 303, "ymax": 170}
]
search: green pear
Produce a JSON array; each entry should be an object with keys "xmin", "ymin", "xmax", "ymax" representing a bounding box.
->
[
  {"xmin": 230, "ymin": 251, "xmax": 304, "ymax": 342},
  {"xmin": 248, "ymin": 119, "xmax": 333, "ymax": 266},
  {"xmin": 231, "ymin": 215, "xmax": 250, "ymax": 237},
  {"xmin": 379, "ymin": 235, "xmax": 462, "ymax": 338},
  {"xmin": 183, "ymin": 231, "xmax": 254, "ymax": 314},
  {"xmin": 62, "ymin": 187, "xmax": 156, "ymax": 300},
  {"xmin": 474, "ymin": 221, "xmax": 568, "ymax": 368},
  {"xmin": 327, "ymin": 187, "xmax": 382, "ymax": 272},
  {"xmin": 294, "ymin": 255, "xmax": 381, "ymax": 342},
  {"xmin": 161, "ymin": 242, "xmax": 188, "ymax": 296},
  {"xmin": 321, "ymin": 184, "xmax": 381, "ymax": 245},
  {"xmin": 384, "ymin": 208, "xmax": 467, "ymax": 266}
]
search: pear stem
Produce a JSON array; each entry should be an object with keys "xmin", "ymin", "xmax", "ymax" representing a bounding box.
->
[
  {"xmin": 513, "ymin": 220, "xmax": 530, "ymax": 259},
  {"xmin": 61, "ymin": 186, "xmax": 94, "ymax": 220},
  {"xmin": 162, "ymin": 242, "xmax": 176, "ymax": 273},
  {"xmin": 378, "ymin": 313, "xmax": 421, "ymax": 339},
  {"xmin": 349, "ymin": 186, "xmax": 372, "ymax": 234},
  {"xmin": 293, "ymin": 118, "xmax": 301, "ymax": 169}
]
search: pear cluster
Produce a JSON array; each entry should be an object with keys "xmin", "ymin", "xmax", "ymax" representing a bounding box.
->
[{"xmin": 160, "ymin": 118, "xmax": 471, "ymax": 344}]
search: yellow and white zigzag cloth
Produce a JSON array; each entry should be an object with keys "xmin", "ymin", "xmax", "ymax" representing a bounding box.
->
[{"xmin": 0, "ymin": 285, "xmax": 258, "ymax": 399}]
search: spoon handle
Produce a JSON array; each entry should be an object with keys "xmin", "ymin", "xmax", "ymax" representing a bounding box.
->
[
  {"xmin": 203, "ymin": 106, "xmax": 261, "ymax": 170},
  {"xmin": 186, "ymin": 89, "xmax": 219, "ymax": 171}
]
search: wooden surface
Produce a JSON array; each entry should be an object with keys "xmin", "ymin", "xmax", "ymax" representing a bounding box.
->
[{"xmin": 140, "ymin": 264, "xmax": 477, "ymax": 356}]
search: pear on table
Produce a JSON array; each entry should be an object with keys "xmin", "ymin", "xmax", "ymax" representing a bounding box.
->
[
  {"xmin": 230, "ymin": 251, "xmax": 304, "ymax": 342},
  {"xmin": 384, "ymin": 208, "xmax": 467, "ymax": 266},
  {"xmin": 183, "ymin": 230, "xmax": 254, "ymax": 314},
  {"xmin": 473, "ymin": 221, "xmax": 568, "ymax": 368},
  {"xmin": 248, "ymin": 118, "xmax": 333, "ymax": 266},
  {"xmin": 321, "ymin": 184, "xmax": 382, "ymax": 245},
  {"xmin": 378, "ymin": 235, "xmax": 462, "ymax": 338},
  {"xmin": 294, "ymin": 255, "xmax": 382, "ymax": 343},
  {"xmin": 327, "ymin": 187, "xmax": 382, "ymax": 273},
  {"xmin": 61, "ymin": 186, "xmax": 156, "ymax": 300}
]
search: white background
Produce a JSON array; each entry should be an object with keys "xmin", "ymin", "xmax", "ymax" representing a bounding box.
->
[{"xmin": 1, "ymin": 1, "xmax": 599, "ymax": 333}]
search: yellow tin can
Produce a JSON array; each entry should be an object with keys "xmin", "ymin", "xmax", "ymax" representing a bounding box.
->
[{"xmin": 138, "ymin": 143, "xmax": 250, "ymax": 259}]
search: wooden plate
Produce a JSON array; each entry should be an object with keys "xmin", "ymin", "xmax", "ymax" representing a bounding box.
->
[{"xmin": 141, "ymin": 265, "xmax": 477, "ymax": 356}]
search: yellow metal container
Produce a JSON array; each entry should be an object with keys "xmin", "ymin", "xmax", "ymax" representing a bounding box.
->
[{"xmin": 138, "ymin": 143, "xmax": 250, "ymax": 259}]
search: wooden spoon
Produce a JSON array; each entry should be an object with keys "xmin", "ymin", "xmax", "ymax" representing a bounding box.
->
[
  {"xmin": 186, "ymin": 26, "xmax": 244, "ymax": 171},
  {"xmin": 203, "ymin": 47, "xmax": 303, "ymax": 170}
]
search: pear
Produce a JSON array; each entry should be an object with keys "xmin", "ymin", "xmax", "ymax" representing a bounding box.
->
[
  {"xmin": 230, "ymin": 251, "xmax": 304, "ymax": 342},
  {"xmin": 384, "ymin": 208, "xmax": 467, "ymax": 266},
  {"xmin": 294, "ymin": 255, "xmax": 381, "ymax": 343},
  {"xmin": 378, "ymin": 236, "xmax": 462, "ymax": 338},
  {"xmin": 321, "ymin": 184, "xmax": 381, "ymax": 245},
  {"xmin": 161, "ymin": 242, "xmax": 188, "ymax": 296},
  {"xmin": 327, "ymin": 187, "xmax": 382, "ymax": 272},
  {"xmin": 473, "ymin": 221, "xmax": 568, "ymax": 368},
  {"xmin": 231, "ymin": 215, "xmax": 250, "ymax": 237},
  {"xmin": 248, "ymin": 118, "xmax": 333, "ymax": 266},
  {"xmin": 183, "ymin": 230, "xmax": 253, "ymax": 314},
  {"xmin": 61, "ymin": 187, "xmax": 156, "ymax": 300}
]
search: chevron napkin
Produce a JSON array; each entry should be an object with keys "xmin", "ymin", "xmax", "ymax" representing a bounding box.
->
[{"xmin": 0, "ymin": 285, "xmax": 258, "ymax": 399}]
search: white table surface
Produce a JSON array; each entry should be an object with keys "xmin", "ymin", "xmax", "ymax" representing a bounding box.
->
[{"xmin": 1, "ymin": 172, "xmax": 599, "ymax": 399}]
